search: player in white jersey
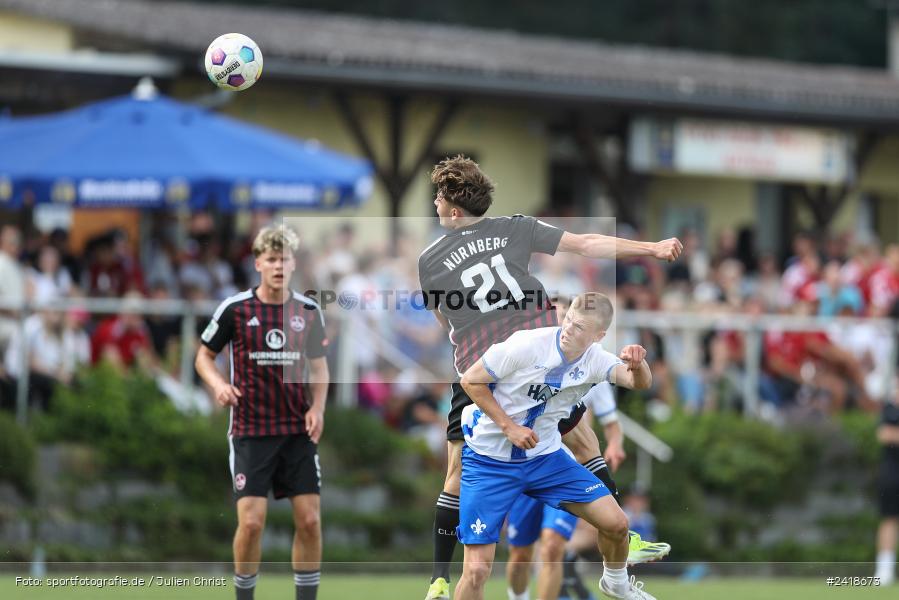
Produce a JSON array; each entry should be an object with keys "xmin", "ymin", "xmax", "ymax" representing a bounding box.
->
[{"xmin": 455, "ymin": 293, "xmax": 657, "ymax": 600}]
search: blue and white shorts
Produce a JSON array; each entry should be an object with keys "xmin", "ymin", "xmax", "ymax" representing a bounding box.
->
[{"xmin": 458, "ymin": 446, "xmax": 608, "ymax": 545}]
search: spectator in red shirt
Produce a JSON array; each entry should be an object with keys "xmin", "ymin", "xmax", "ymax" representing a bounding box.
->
[
  {"xmin": 868, "ymin": 244, "xmax": 899, "ymax": 317},
  {"xmin": 842, "ymin": 242, "xmax": 880, "ymax": 307},
  {"xmin": 763, "ymin": 302, "xmax": 870, "ymax": 412},
  {"xmin": 86, "ymin": 230, "xmax": 145, "ymax": 298},
  {"xmin": 779, "ymin": 252, "xmax": 820, "ymax": 308},
  {"xmin": 91, "ymin": 293, "xmax": 155, "ymax": 370}
]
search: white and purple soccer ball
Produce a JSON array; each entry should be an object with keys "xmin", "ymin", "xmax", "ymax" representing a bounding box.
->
[{"xmin": 204, "ymin": 33, "xmax": 263, "ymax": 91}]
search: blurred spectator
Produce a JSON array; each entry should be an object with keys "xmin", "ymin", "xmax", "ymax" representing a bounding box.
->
[
  {"xmin": 398, "ymin": 378, "xmax": 448, "ymax": 461},
  {"xmin": 869, "ymin": 244, "xmax": 899, "ymax": 317},
  {"xmin": 0, "ymin": 225, "xmax": 25, "ymax": 361},
  {"xmin": 666, "ymin": 229, "xmax": 709, "ymax": 285},
  {"xmin": 780, "ymin": 252, "xmax": 820, "ymax": 308},
  {"xmin": 829, "ymin": 317, "xmax": 894, "ymax": 403},
  {"xmin": 735, "ymin": 226, "xmax": 757, "ymax": 273},
  {"xmin": 358, "ymin": 360, "xmax": 396, "ymax": 415},
  {"xmin": 814, "ymin": 260, "xmax": 863, "ymax": 317},
  {"xmin": 144, "ymin": 236, "xmax": 180, "ymax": 298},
  {"xmin": 392, "ymin": 293, "xmax": 446, "ymax": 366},
  {"xmin": 785, "ymin": 231, "xmax": 817, "ymax": 268},
  {"xmin": 824, "ymin": 232, "xmax": 851, "ymax": 264},
  {"xmin": 337, "ymin": 253, "xmax": 381, "ymax": 372},
  {"xmin": 28, "ymin": 245, "xmax": 73, "ymax": 304},
  {"xmin": 85, "ymin": 230, "xmax": 145, "ymax": 297},
  {"xmin": 763, "ymin": 301, "xmax": 871, "ymax": 413},
  {"xmin": 842, "ymin": 241, "xmax": 880, "ymax": 303},
  {"xmin": 145, "ymin": 282, "xmax": 181, "ymax": 366},
  {"xmin": 694, "ymin": 258, "xmax": 745, "ymax": 310},
  {"xmin": 315, "ymin": 222, "xmax": 357, "ymax": 287},
  {"xmin": 533, "ymin": 254, "xmax": 584, "ymax": 300},
  {"xmin": 618, "ymin": 288, "xmax": 673, "ymax": 405},
  {"xmin": 4, "ymin": 310, "xmax": 89, "ymax": 410},
  {"xmin": 622, "ymin": 484, "xmax": 658, "ymax": 542},
  {"xmin": 90, "ymin": 292, "xmax": 155, "ymax": 370},
  {"xmin": 179, "ymin": 235, "xmax": 236, "ymax": 300},
  {"xmin": 711, "ymin": 226, "xmax": 738, "ymax": 265},
  {"xmin": 762, "ymin": 307, "xmax": 827, "ymax": 411},
  {"xmin": 744, "ymin": 254, "xmax": 782, "ymax": 311},
  {"xmin": 615, "ymin": 226, "xmax": 665, "ymax": 306},
  {"xmin": 47, "ymin": 227, "xmax": 81, "ymax": 285}
]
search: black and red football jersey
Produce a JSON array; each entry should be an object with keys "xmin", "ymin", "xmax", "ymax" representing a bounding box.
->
[
  {"xmin": 201, "ymin": 288, "xmax": 327, "ymax": 438},
  {"xmin": 418, "ymin": 215, "xmax": 564, "ymax": 375}
]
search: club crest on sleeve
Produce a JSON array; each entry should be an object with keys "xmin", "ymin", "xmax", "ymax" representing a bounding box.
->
[
  {"xmin": 290, "ymin": 315, "xmax": 306, "ymax": 332},
  {"xmin": 234, "ymin": 473, "xmax": 246, "ymax": 490}
]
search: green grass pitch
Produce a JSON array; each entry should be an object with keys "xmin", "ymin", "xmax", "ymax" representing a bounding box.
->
[{"xmin": 3, "ymin": 574, "xmax": 896, "ymax": 599}]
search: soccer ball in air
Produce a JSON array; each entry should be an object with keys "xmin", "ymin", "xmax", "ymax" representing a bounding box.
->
[{"xmin": 204, "ymin": 33, "xmax": 263, "ymax": 91}]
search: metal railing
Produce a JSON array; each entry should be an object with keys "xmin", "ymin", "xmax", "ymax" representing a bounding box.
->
[
  {"xmin": 3, "ymin": 297, "xmax": 893, "ymax": 488},
  {"xmin": 0, "ymin": 296, "xmax": 217, "ymax": 425},
  {"xmin": 616, "ymin": 310, "xmax": 899, "ymax": 416}
]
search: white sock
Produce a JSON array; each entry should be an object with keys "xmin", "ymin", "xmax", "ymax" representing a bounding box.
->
[
  {"xmin": 876, "ymin": 550, "xmax": 896, "ymax": 578},
  {"xmin": 507, "ymin": 587, "xmax": 529, "ymax": 600},
  {"xmin": 601, "ymin": 564, "xmax": 629, "ymax": 596}
]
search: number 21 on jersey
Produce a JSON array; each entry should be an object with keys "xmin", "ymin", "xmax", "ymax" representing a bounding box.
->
[{"xmin": 460, "ymin": 253, "xmax": 525, "ymax": 313}]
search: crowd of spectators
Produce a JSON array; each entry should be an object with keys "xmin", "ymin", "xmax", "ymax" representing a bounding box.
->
[{"xmin": 0, "ymin": 215, "xmax": 895, "ymax": 447}]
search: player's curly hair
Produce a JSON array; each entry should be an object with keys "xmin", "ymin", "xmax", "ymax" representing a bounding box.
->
[
  {"xmin": 252, "ymin": 224, "xmax": 300, "ymax": 257},
  {"xmin": 431, "ymin": 155, "xmax": 494, "ymax": 216},
  {"xmin": 570, "ymin": 292, "xmax": 614, "ymax": 331}
]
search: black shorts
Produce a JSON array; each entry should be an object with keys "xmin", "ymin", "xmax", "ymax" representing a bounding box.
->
[
  {"xmin": 230, "ymin": 434, "xmax": 320, "ymax": 500},
  {"xmin": 447, "ymin": 383, "xmax": 470, "ymax": 442},
  {"xmin": 879, "ymin": 449, "xmax": 899, "ymax": 517},
  {"xmin": 559, "ymin": 400, "xmax": 587, "ymax": 436},
  {"xmin": 445, "ymin": 384, "xmax": 587, "ymax": 441}
]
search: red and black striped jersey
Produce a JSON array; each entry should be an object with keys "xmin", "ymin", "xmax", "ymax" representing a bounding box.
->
[
  {"xmin": 201, "ymin": 288, "xmax": 328, "ymax": 438},
  {"xmin": 418, "ymin": 215, "xmax": 564, "ymax": 375}
]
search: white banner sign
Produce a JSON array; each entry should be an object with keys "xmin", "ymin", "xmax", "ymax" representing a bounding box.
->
[{"xmin": 629, "ymin": 117, "xmax": 854, "ymax": 183}]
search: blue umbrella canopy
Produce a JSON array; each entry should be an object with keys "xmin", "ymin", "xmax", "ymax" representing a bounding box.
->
[{"xmin": 0, "ymin": 91, "xmax": 372, "ymax": 210}]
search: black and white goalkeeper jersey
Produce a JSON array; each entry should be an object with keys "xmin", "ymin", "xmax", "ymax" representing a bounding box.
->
[
  {"xmin": 418, "ymin": 215, "xmax": 564, "ymax": 375},
  {"xmin": 201, "ymin": 288, "xmax": 328, "ymax": 438}
]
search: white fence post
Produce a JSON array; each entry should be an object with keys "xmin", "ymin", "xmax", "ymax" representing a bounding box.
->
[
  {"xmin": 743, "ymin": 327, "xmax": 762, "ymax": 417},
  {"xmin": 336, "ymin": 314, "xmax": 356, "ymax": 408},
  {"xmin": 15, "ymin": 301, "xmax": 29, "ymax": 426}
]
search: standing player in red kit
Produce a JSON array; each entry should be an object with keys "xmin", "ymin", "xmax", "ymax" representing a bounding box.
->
[
  {"xmin": 196, "ymin": 225, "xmax": 329, "ymax": 600},
  {"xmin": 419, "ymin": 156, "xmax": 681, "ymax": 599}
]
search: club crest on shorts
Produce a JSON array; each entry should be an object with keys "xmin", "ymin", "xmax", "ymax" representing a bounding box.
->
[
  {"xmin": 234, "ymin": 473, "xmax": 246, "ymax": 490},
  {"xmin": 290, "ymin": 315, "xmax": 306, "ymax": 332},
  {"xmin": 470, "ymin": 518, "xmax": 486, "ymax": 535}
]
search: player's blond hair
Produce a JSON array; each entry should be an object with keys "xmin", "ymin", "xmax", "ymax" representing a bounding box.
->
[
  {"xmin": 569, "ymin": 292, "xmax": 614, "ymax": 331},
  {"xmin": 252, "ymin": 225, "xmax": 299, "ymax": 257}
]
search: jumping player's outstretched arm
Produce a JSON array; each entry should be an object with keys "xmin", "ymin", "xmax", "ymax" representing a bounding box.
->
[
  {"xmin": 609, "ymin": 344, "xmax": 652, "ymax": 390},
  {"xmin": 460, "ymin": 359, "xmax": 539, "ymax": 450},
  {"xmin": 557, "ymin": 231, "xmax": 682, "ymax": 262}
]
